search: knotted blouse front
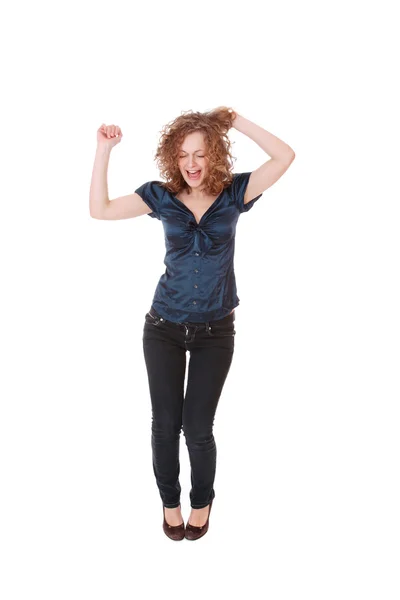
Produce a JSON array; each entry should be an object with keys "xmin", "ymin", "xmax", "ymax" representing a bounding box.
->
[{"xmin": 135, "ymin": 171, "xmax": 262, "ymax": 323}]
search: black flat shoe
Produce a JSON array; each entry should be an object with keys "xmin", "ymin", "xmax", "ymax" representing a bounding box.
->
[
  {"xmin": 184, "ymin": 499, "xmax": 213, "ymax": 541},
  {"xmin": 163, "ymin": 505, "xmax": 185, "ymax": 541}
]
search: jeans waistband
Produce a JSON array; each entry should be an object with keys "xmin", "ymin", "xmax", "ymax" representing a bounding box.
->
[{"xmin": 148, "ymin": 306, "xmax": 235, "ymax": 327}]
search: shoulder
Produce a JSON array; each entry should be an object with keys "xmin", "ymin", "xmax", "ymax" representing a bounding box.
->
[
  {"xmin": 229, "ymin": 172, "xmax": 252, "ymax": 187},
  {"xmin": 228, "ymin": 172, "xmax": 262, "ymax": 213},
  {"xmin": 134, "ymin": 180, "xmax": 167, "ymax": 220},
  {"xmin": 135, "ymin": 180, "xmax": 166, "ymax": 198}
]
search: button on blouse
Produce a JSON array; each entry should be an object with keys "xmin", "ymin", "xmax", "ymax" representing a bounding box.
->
[{"xmin": 135, "ymin": 172, "xmax": 262, "ymax": 323}]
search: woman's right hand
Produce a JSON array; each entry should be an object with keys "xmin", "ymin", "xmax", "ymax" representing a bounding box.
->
[{"xmin": 97, "ymin": 123, "xmax": 123, "ymax": 149}]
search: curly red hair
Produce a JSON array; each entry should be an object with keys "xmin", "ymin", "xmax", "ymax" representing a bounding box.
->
[{"xmin": 154, "ymin": 107, "xmax": 237, "ymax": 196}]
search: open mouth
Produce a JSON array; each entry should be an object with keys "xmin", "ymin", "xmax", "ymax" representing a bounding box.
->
[{"xmin": 186, "ymin": 170, "xmax": 201, "ymax": 180}]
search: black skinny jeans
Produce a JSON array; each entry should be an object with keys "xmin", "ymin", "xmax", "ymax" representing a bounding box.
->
[{"xmin": 142, "ymin": 306, "xmax": 235, "ymax": 509}]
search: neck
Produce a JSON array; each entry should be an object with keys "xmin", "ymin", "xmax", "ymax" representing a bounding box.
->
[{"xmin": 186, "ymin": 186, "xmax": 208, "ymax": 200}]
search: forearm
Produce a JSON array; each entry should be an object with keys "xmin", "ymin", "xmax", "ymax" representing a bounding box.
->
[
  {"xmin": 89, "ymin": 146, "xmax": 112, "ymax": 218},
  {"xmin": 233, "ymin": 114, "xmax": 294, "ymax": 160}
]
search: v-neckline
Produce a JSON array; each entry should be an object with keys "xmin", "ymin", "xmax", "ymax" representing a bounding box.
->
[{"xmin": 171, "ymin": 189, "xmax": 225, "ymax": 226}]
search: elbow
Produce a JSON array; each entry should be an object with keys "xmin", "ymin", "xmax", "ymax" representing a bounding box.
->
[
  {"xmin": 284, "ymin": 149, "xmax": 295, "ymax": 162},
  {"xmin": 277, "ymin": 150, "xmax": 295, "ymax": 164}
]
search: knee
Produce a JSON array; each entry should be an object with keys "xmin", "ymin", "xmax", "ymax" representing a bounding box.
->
[
  {"xmin": 151, "ymin": 417, "xmax": 182, "ymax": 440},
  {"xmin": 182, "ymin": 423, "xmax": 214, "ymax": 446}
]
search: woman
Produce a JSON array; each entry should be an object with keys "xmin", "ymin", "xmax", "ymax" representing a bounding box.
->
[{"xmin": 89, "ymin": 107, "xmax": 295, "ymax": 541}]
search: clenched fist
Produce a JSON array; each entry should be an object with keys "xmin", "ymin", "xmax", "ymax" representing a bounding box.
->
[{"xmin": 97, "ymin": 123, "xmax": 123, "ymax": 149}]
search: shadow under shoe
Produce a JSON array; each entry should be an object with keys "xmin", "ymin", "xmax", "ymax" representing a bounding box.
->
[
  {"xmin": 163, "ymin": 505, "xmax": 185, "ymax": 541},
  {"xmin": 184, "ymin": 499, "xmax": 213, "ymax": 541}
]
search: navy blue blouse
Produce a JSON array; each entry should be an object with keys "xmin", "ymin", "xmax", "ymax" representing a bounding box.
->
[{"xmin": 135, "ymin": 172, "xmax": 263, "ymax": 323}]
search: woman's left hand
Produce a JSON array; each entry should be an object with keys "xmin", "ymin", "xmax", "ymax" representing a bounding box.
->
[
  {"xmin": 229, "ymin": 109, "xmax": 240, "ymax": 129},
  {"xmin": 210, "ymin": 106, "xmax": 238, "ymax": 129}
]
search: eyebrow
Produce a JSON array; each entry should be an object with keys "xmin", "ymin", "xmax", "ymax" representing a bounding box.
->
[{"xmin": 179, "ymin": 149, "xmax": 205, "ymax": 153}]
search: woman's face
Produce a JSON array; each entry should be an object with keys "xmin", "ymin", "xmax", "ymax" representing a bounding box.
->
[{"xmin": 177, "ymin": 131, "xmax": 209, "ymax": 189}]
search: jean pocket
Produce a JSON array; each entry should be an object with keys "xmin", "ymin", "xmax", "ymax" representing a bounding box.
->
[
  {"xmin": 144, "ymin": 311, "xmax": 162, "ymax": 326},
  {"xmin": 209, "ymin": 322, "xmax": 236, "ymax": 337}
]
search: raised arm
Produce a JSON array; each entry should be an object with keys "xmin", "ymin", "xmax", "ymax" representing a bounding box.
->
[
  {"xmin": 89, "ymin": 124, "xmax": 152, "ymax": 220},
  {"xmin": 231, "ymin": 113, "xmax": 295, "ymax": 203}
]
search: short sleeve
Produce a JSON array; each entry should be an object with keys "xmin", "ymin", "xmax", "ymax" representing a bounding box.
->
[
  {"xmin": 231, "ymin": 172, "xmax": 263, "ymax": 214},
  {"xmin": 134, "ymin": 181, "xmax": 163, "ymax": 220}
]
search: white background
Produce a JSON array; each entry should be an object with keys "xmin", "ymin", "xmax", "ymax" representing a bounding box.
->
[{"xmin": 1, "ymin": 0, "xmax": 399, "ymax": 598}]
